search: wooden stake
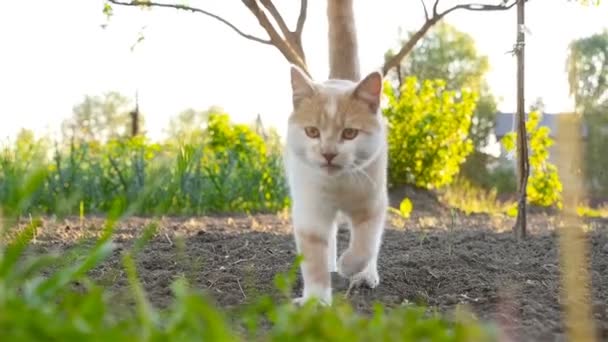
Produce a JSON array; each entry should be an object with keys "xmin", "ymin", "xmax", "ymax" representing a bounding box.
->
[{"xmin": 513, "ymin": 0, "xmax": 529, "ymax": 240}]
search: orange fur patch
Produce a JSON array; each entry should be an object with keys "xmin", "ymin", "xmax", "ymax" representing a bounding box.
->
[{"xmin": 297, "ymin": 231, "xmax": 330, "ymax": 287}]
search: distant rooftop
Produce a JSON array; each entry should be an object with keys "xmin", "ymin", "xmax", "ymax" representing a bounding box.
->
[{"xmin": 494, "ymin": 112, "xmax": 588, "ymax": 139}]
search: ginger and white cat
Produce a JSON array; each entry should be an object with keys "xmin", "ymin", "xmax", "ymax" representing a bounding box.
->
[{"xmin": 284, "ymin": 65, "xmax": 388, "ymax": 305}]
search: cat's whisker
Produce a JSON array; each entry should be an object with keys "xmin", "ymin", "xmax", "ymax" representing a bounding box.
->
[
  {"xmin": 346, "ymin": 166, "xmax": 363, "ymax": 183},
  {"xmin": 354, "ymin": 167, "xmax": 377, "ymax": 189}
]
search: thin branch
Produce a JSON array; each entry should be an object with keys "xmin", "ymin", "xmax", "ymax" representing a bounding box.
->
[
  {"xmin": 260, "ymin": 0, "xmax": 307, "ymax": 63},
  {"xmin": 382, "ymin": 19, "xmax": 437, "ymax": 75},
  {"xmin": 382, "ymin": 0, "xmax": 519, "ymax": 76},
  {"xmin": 439, "ymin": 1, "xmax": 519, "ymax": 17},
  {"xmin": 420, "ymin": 0, "xmax": 430, "ymax": 20},
  {"xmin": 241, "ymin": 0, "xmax": 308, "ymax": 73},
  {"xmin": 295, "ymin": 0, "xmax": 308, "ymax": 36},
  {"xmin": 106, "ymin": 0, "xmax": 272, "ymax": 45},
  {"xmin": 432, "ymin": 0, "xmax": 440, "ymax": 16},
  {"xmin": 260, "ymin": 0, "xmax": 291, "ymax": 39}
]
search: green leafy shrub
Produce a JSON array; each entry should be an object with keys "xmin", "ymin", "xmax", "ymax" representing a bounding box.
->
[
  {"xmin": 484, "ymin": 164, "xmax": 517, "ymax": 196},
  {"xmin": 583, "ymin": 107, "xmax": 608, "ymax": 197},
  {"xmin": 458, "ymin": 152, "xmax": 517, "ymax": 196},
  {"xmin": 501, "ymin": 111, "xmax": 563, "ymax": 208},
  {"xmin": 0, "ymin": 111, "xmax": 289, "ymax": 217},
  {"xmin": 383, "ymin": 77, "xmax": 477, "ymax": 189}
]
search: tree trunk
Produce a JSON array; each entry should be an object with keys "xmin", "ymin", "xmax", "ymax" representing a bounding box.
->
[{"xmin": 327, "ymin": 0, "xmax": 360, "ymax": 81}]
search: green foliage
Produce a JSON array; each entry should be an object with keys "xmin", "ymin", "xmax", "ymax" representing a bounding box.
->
[
  {"xmin": 570, "ymin": 0, "xmax": 602, "ymax": 7},
  {"xmin": 566, "ymin": 29, "xmax": 608, "ymax": 196},
  {"xmin": 387, "ymin": 23, "xmax": 489, "ymax": 92},
  {"xmin": 458, "ymin": 153, "xmax": 517, "ymax": 196},
  {"xmin": 383, "ymin": 77, "xmax": 477, "ymax": 189},
  {"xmin": 439, "ymin": 177, "xmax": 512, "ymax": 215},
  {"xmin": 567, "ymin": 30, "xmax": 608, "ymax": 109},
  {"xmin": 165, "ymin": 107, "xmax": 214, "ymax": 145},
  {"xmin": 484, "ymin": 165, "xmax": 517, "ymax": 195},
  {"xmin": 385, "ymin": 22, "xmax": 498, "ymax": 150},
  {"xmin": 583, "ymin": 106, "xmax": 608, "ymax": 197},
  {"xmin": 0, "ymin": 111, "xmax": 288, "ymax": 216},
  {"xmin": 62, "ymin": 91, "xmax": 141, "ymax": 143},
  {"xmin": 0, "ymin": 212, "xmax": 498, "ymax": 342},
  {"xmin": 576, "ymin": 204, "xmax": 608, "ymax": 218},
  {"xmin": 501, "ymin": 111, "xmax": 563, "ymax": 208}
]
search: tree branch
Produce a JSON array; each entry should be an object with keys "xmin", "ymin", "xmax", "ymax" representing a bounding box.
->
[
  {"xmin": 439, "ymin": 1, "xmax": 519, "ymax": 17},
  {"xmin": 259, "ymin": 0, "xmax": 291, "ymax": 39},
  {"xmin": 295, "ymin": 0, "xmax": 308, "ymax": 36},
  {"xmin": 258, "ymin": 0, "xmax": 307, "ymax": 62},
  {"xmin": 432, "ymin": 0, "xmax": 440, "ymax": 16},
  {"xmin": 382, "ymin": 19, "xmax": 437, "ymax": 75},
  {"xmin": 382, "ymin": 0, "xmax": 519, "ymax": 76},
  {"xmin": 106, "ymin": 0, "xmax": 272, "ymax": 45},
  {"xmin": 241, "ymin": 0, "xmax": 308, "ymax": 74},
  {"xmin": 420, "ymin": 0, "xmax": 429, "ymax": 20}
]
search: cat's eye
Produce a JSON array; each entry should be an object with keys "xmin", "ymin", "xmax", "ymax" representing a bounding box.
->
[
  {"xmin": 304, "ymin": 127, "xmax": 320, "ymax": 138},
  {"xmin": 342, "ymin": 128, "xmax": 358, "ymax": 140}
]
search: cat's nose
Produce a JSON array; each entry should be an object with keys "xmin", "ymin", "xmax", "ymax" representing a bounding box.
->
[{"xmin": 322, "ymin": 153, "xmax": 337, "ymax": 163}]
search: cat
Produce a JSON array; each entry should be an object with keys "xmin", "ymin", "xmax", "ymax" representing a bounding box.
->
[{"xmin": 284, "ymin": 63, "xmax": 388, "ymax": 305}]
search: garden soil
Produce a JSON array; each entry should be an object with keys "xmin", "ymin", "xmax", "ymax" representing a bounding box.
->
[{"xmin": 21, "ymin": 203, "xmax": 608, "ymax": 341}]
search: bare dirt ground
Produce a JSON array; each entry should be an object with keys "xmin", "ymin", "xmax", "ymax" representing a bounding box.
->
[{"xmin": 21, "ymin": 203, "xmax": 608, "ymax": 342}]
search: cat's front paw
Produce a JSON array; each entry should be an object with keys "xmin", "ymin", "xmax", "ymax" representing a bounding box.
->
[
  {"xmin": 293, "ymin": 284, "xmax": 332, "ymax": 306},
  {"xmin": 345, "ymin": 266, "xmax": 380, "ymax": 297},
  {"xmin": 350, "ymin": 266, "xmax": 379, "ymax": 289},
  {"xmin": 337, "ymin": 249, "xmax": 369, "ymax": 278},
  {"xmin": 292, "ymin": 296, "xmax": 331, "ymax": 306}
]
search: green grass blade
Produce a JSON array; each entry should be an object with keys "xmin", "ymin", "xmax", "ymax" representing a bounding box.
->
[{"xmin": 0, "ymin": 217, "xmax": 42, "ymax": 278}]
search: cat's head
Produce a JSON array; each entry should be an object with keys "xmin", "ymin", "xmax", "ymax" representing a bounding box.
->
[{"xmin": 287, "ymin": 65, "xmax": 385, "ymax": 176}]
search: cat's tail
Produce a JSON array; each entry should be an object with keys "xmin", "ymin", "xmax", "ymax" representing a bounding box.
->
[{"xmin": 327, "ymin": 0, "xmax": 360, "ymax": 81}]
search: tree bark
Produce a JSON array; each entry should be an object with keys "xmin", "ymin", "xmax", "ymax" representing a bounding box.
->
[{"xmin": 327, "ymin": 0, "xmax": 360, "ymax": 81}]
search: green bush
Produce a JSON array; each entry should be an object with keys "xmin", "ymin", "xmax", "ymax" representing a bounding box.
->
[
  {"xmin": 459, "ymin": 152, "xmax": 517, "ymax": 196},
  {"xmin": 0, "ymin": 111, "xmax": 289, "ymax": 217},
  {"xmin": 501, "ymin": 111, "xmax": 563, "ymax": 208},
  {"xmin": 383, "ymin": 77, "xmax": 477, "ymax": 189},
  {"xmin": 583, "ymin": 107, "xmax": 608, "ymax": 197}
]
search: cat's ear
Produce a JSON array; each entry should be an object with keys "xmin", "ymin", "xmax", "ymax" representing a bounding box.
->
[
  {"xmin": 290, "ymin": 65, "xmax": 315, "ymax": 108},
  {"xmin": 353, "ymin": 71, "xmax": 383, "ymax": 113}
]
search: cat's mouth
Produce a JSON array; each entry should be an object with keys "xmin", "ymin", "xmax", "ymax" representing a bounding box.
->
[{"xmin": 320, "ymin": 163, "xmax": 343, "ymax": 173}]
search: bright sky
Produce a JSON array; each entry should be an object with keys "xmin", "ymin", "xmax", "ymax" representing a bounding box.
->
[{"xmin": 0, "ymin": 0, "xmax": 606, "ymax": 142}]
